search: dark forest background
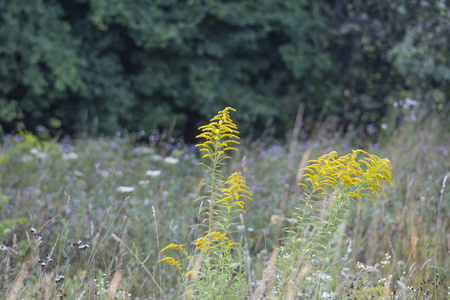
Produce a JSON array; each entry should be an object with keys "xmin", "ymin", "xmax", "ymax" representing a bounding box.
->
[{"xmin": 0, "ymin": 0, "xmax": 448, "ymax": 142}]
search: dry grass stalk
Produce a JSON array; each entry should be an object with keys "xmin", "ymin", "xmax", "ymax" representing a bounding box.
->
[
  {"xmin": 41, "ymin": 272, "xmax": 54, "ymax": 300},
  {"xmin": 5, "ymin": 261, "xmax": 30, "ymax": 300},
  {"xmin": 285, "ymin": 264, "xmax": 310, "ymax": 300},
  {"xmin": 119, "ymin": 218, "xmax": 132, "ymax": 255},
  {"xmin": 184, "ymin": 251, "xmax": 204, "ymax": 300},
  {"xmin": 387, "ymin": 236, "xmax": 401, "ymax": 276},
  {"xmin": 251, "ymin": 246, "xmax": 280, "ymax": 300},
  {"xmin": 296, "ymin": 146, "xmax": 312, "ymax": 184},
  {"xmin": 288, "ymin": 103, "xmax": 305, "ymax": 170},
  {"xmin": 107, "ymin": 269, "xmax": 124, "ymax": 299},
  {"xmin": 6, "ymin": 239, "xmax": 42, "ymax": 300},
  {"xmin": 111, "ymin": 233, "xmax": 166, "ymax": 299},
  {"xmin": 382, "ymin": 276, "xmax": 391, "ymax": 300}
]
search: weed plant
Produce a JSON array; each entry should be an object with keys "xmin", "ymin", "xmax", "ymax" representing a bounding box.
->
[{"xmin": 0, "ymin": 106, "xmax": 448, "ymax": 299}]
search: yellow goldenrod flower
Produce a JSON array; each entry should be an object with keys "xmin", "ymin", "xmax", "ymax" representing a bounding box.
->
[
  {"xmin": 217, "ymin": 172, "xmax": 253, "ymax": 212},
  {"xmin": 194, "ymin": 231, "xmax": 240, "ymax": 253},
  {"xmin": 195, "ymin": 107, "xmax": 240, "ymax": 160},
  {"xmin": 158, "ymin": 243, "xmax": 186, "ymax": 272},
  {"xmin": 157, "ymin": 257, "xmax": 181, "ymax": 268},
  {"xmin": 160, "ymin": 243, "xmax": 184, "ymax": 253},
  {"xmin": 300, "ymin": 150, "xmax": 392, "ymax": 206}
]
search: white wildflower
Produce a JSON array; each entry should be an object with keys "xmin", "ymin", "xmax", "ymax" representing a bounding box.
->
[
  {"xmin": 138, "ymin": 180, "xmax": 150, "ymax": 186},
  {"xmin": 74, "ymin": 170, "xmax": 85, "ymax": 178},
  {"xmin": 62, "ymin": 152, "xmax": 78, "ymax": 160},
  {"xmin": 98, "ymin": 170, "xmax": 109, "ymax": 178},
  {"xmin": 150, "ymin": 154, "xmax": 163, "ymax": 161},
  {"xmin": 30, "ymin": 148, "xmax": 40, "ymax": 155},
  {"xmin": 163, "ymin": 156, "xmax": 179, "ymax": 165},
  {"xmin": 146, "ymin": 170, "xmax": 161, "ymax": 177},
  {"xmin": 30, "ymin": 148, "xmax": 48, "ymax": 160},
  {"xmin": 321, "ymin": 292, "xmax": 335, "ymax": 299},
  {"xmin": 116, "ymin": 186, "xmax": 135, "ymax": 193},
  {"xmin": 403, "ymin": 98, "xmax": 418, "ymax": 109}
]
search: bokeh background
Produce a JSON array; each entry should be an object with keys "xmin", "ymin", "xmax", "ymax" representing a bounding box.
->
[{"xmin": 0, "ymin": 0, "xmax": 448, "ymax": 142}]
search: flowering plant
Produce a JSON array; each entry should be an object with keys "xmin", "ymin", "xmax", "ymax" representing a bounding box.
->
[{"xmin": 158, "ymin": 107, "xmax": 250, "ymax": 299}]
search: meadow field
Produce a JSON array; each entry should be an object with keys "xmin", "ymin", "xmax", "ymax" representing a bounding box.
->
[{"xmin": 0, "ymin": 108, "xmax": 448, "ymax": 299}]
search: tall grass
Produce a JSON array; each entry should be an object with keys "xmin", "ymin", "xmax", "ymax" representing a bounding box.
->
[{"xmin": 0, "ymin": 107, "xmax": 448, "ymax": 299}]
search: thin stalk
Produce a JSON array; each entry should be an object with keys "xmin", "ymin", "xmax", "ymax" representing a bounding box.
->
[
  {"xmin": 207, "ymin": 141, "xmax": 222, "ymax": 232},
  {"xmin": 314, "ymin": 196, "xmax": 348, "ymax": 298},
  {"xmin": 278, "ymin": 187, "xmax": 318, "ymax": 298}
]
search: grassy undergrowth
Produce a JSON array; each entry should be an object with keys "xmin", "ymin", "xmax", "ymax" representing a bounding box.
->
[{"xmin": 0, "ymin": 107, "xmax": 448, "ymax": 299}]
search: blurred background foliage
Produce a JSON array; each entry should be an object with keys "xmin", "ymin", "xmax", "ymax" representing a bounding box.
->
[{"xmin": 0, "ymin": 0, "xmax": 448, "ymax": 141}]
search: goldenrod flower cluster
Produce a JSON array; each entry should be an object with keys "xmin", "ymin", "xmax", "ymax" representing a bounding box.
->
[
  {"xmin": 157, "ymin": 257, "xmax": 181, "ymax": 268},
  {"xmin": 301, "ymin": 150, "xmax": 392, "ymax": 206},
  {"xmin": 194, "ymin": 231, "xmax": 240, "ymax": 253},
  {"xmin": 196, "ymin": 107, "xmax": 240, "ymax": 161},
  {"xmin": 217, "ymin": 172, "xmax": 253, "ymax": 212},
  {"xmin": 158, "ymin": 243, "xmax": 184, "ymax": 270},
  {"xmin": 160, "ymin": 243, "xmax": 184, "ymax": 252}
]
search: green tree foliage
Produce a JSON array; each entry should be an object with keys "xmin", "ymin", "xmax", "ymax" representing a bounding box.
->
[
  {"xmin": 0, "ymin": 0, "xmax": 448, "ymax": 139},
  {"xmin": 86, "ymin": 0, "xmax": 336, "ymax": 138},
  {"xmin": 331, "ymin": 0, "xmax": 449, "ymax": 125},
  {"xmin": 0, "ymin": 0, "xmax": 83, "ymax": 132}
]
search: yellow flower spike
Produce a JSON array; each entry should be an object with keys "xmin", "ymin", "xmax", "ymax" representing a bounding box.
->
[
  {"xmin": 218, "ymin": 172, "xmax": 253, "ymax": 214},
  {"xmin": 235, "ymin": 201, "xmax": 244, "ymax": 209},
  {"xmin": 300, "ymin": 150, "xmax": 392, "ymax": 206},
  {"xmin": 348, "ymin": 192, "xmax": 362, "ymax": 199},
  {"xmin": 196, "ymin": 107, "xmax": 240, "ymax": 162},
  {"xmin": 157, "ymin": 257, "xmax": 181, "ymax": 268},
  {"xmin": 224, "ymin": 147, "xmax": 239, "ymax": 151},
  {"xmin": 160, "ymin": 243, "xmax": 184, "ymax": 253},
  {"xmin": 194, "ymin": 231, "xmax": 239, "ymax": 253}
]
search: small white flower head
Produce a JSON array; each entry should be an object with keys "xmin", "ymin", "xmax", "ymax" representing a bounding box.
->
[
  {"xmin": 138, "ymin": 180, "xmax": 150, "ymax": 186},
  {"xmin": 116, "ymin": 186, "xmax": 135, "ymax": 193},
  {"xmin": 163, "ymin": 156, "xmax": 179, "ymax": 165},
  {"xmin": 146, "ymin": 170, "xmax": 161, "ymax": 177},
  {"xmin": 30, "ymin": 148, "xmax": 49, "ymax": 160},
  {"xmin": 366, "ymin": 123, "xmax": 376, "ymax": 134},
  {"xmin": 381, "ymin": 123, "xmax": 388, "ymax": 130},
  {"xmin": 79, "ymin": 244, "xmax": 90, "ymax": 250},
  {"xmin": 98, "ymin": 170, "xmax": 110, "ymax": 178},
  {"xmin": 403, "ymin": 98, "xmax": 418, "ymax": 109},
  {"xmin": 30, "ymin": 148, "xmax": 40, "ymax": 155},
  {"xmin": 150, "ymin": 154, "xmax": 163, "ymax": 161},
  {"xmin": 55, "ymin": 275, "xmax": 65, "ymax": 283},
  {"xmin": 62, "ymin": 152, "xmax": 78, "ymax": 161},
  {"xmin": 74, "ymin": 170, "xmax": 85, "ymax": 178}
]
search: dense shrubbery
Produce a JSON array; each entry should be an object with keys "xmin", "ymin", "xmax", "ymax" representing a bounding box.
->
[{"xmin": 0, "ymin": 0, "xmax": 448, "ymax": 140}]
